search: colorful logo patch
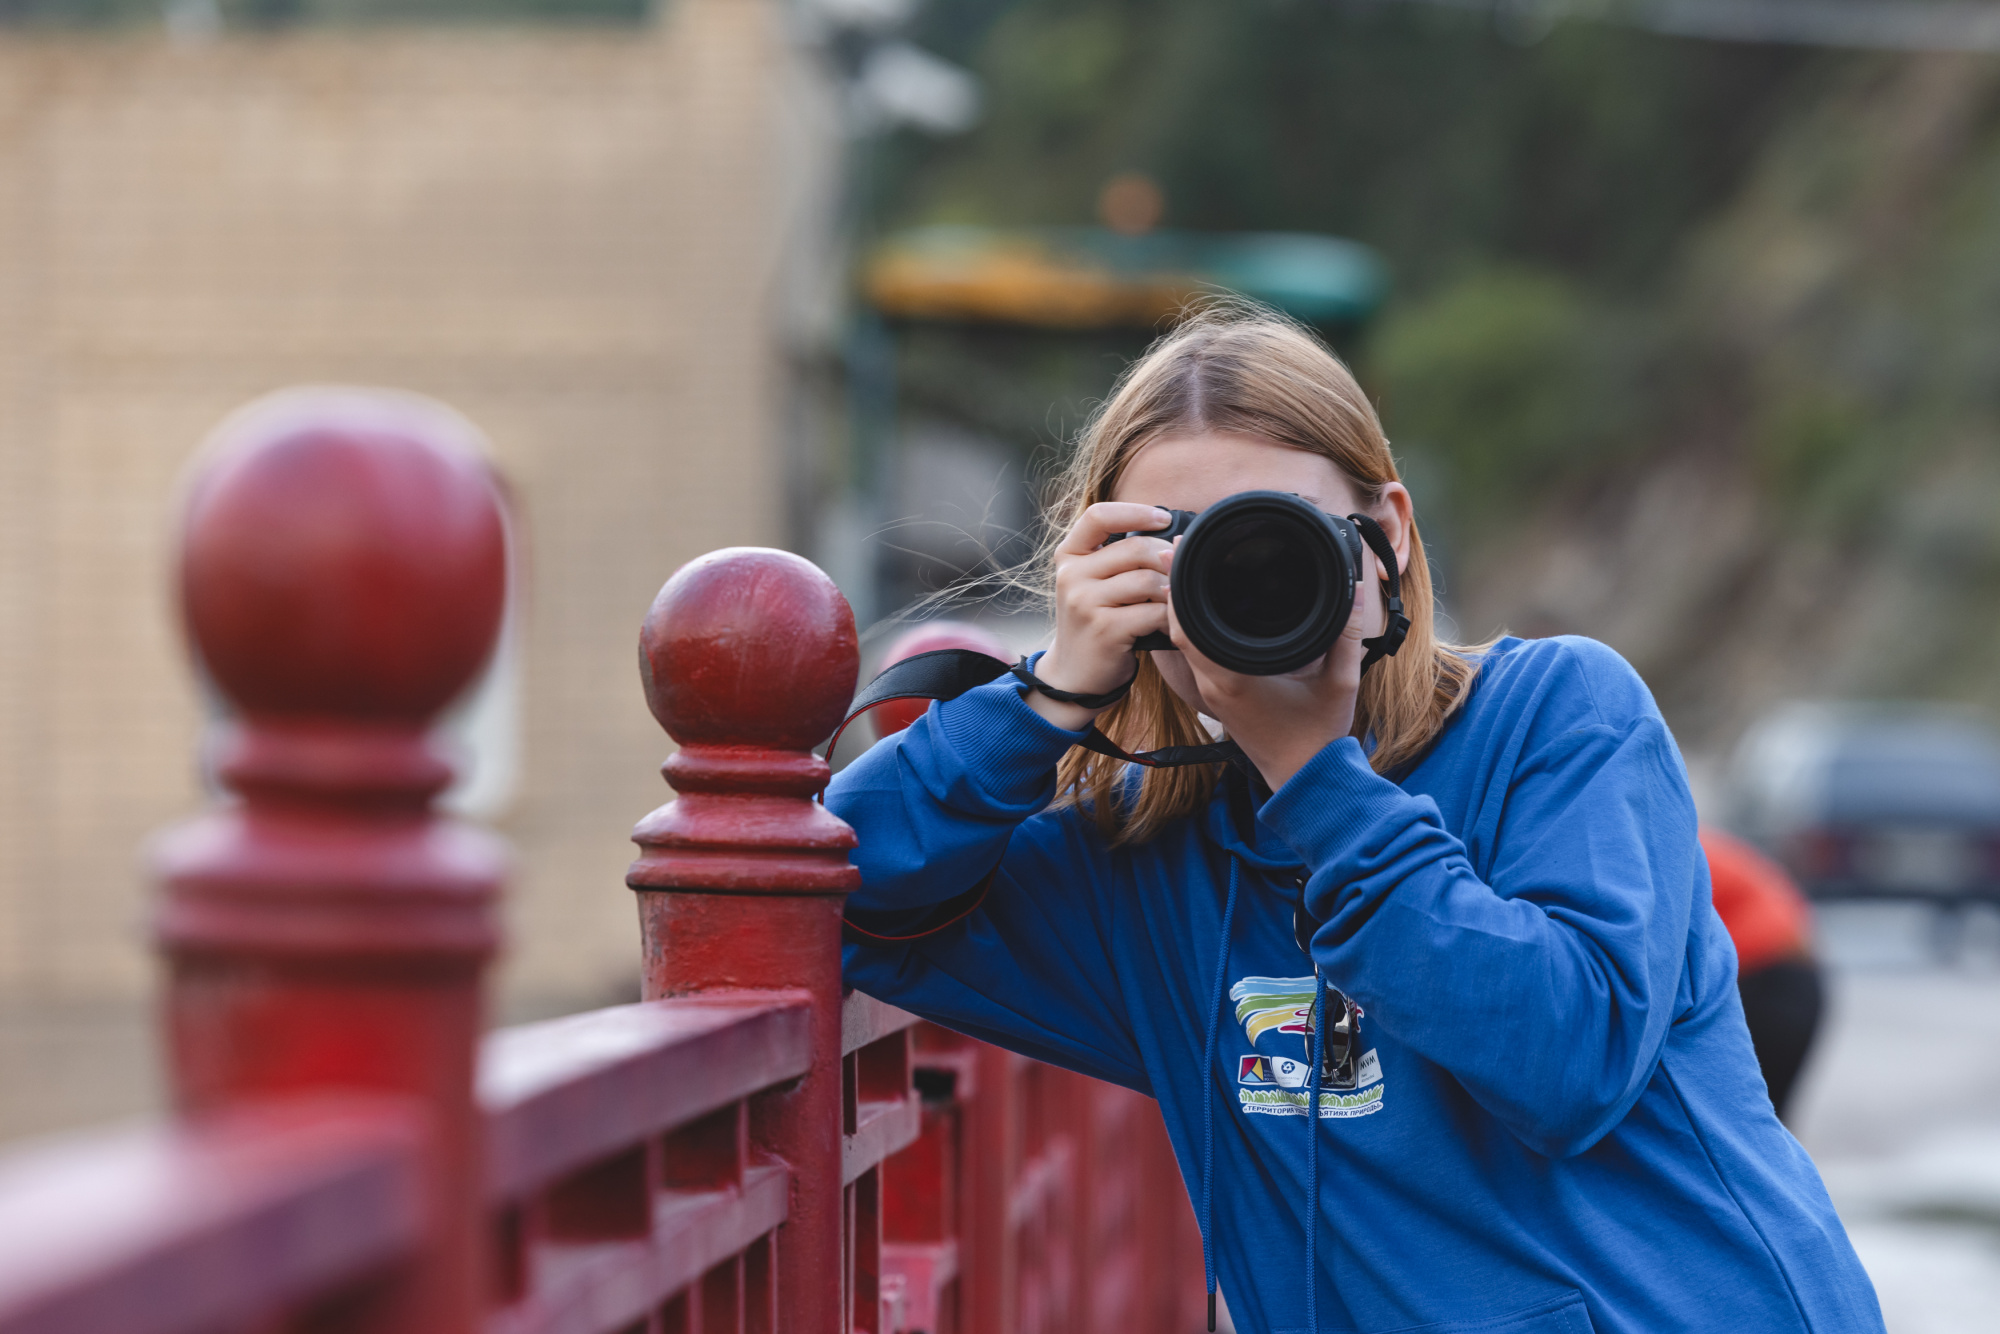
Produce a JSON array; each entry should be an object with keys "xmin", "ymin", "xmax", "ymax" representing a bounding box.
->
[
  {"xmin": 1241, "ymin": 1081, "xmax": 1385, "ymax": 1119},
  {"xmin": 1228, "ymin": 975, "xmax": 1318, "ymax": 1044},
  {"xmin": 1228, "ymin": 974, "xmax": 1385, "ymax": 1119},
  {"xmin": 1238, "ymin": 1054, "xmax": 1314, "ymax": 1089}
]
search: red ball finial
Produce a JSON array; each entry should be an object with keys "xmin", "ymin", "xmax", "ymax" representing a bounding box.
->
[
  {"xmin": 639, "ymin": 548, "xmax": 858, "ymax": 753},
  {"xmin": 179, "ymin": 388, "xmax": 509, "ymax": 725}
]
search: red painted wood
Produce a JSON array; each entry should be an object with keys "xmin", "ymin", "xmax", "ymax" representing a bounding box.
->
[
  {"xmin": 0, "ymin": 1097, "xmax": 422, "ymax": 1334},
  {"xmin": 839, "ymin": 992, "xmax": 922, "ymax": 1059},
  {"xmin": 628, "ymin": 548, "xmax": 862, "ymax": 1334},
  {"xmin": 487, "ymin": 1161, "xmax": 789, "ymax": 1334},
  {"xmin": 480, "ymin": 996, "xmax": 812, "ymax": 1206},
  {"xmin": 153, "ymin": 388, "xmax": 510, "ymax": 1334}
]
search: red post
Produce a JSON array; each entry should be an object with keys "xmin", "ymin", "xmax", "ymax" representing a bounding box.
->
[
  {"xmin": 628, "ymin": 547, "xmax": 862, "ymax": 1334},
  {"xmin": 151, "ymin": 389, "xmax": 510, "ymax": 1334}
]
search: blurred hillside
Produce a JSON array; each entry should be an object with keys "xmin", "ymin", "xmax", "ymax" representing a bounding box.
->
[
  {"xmin": 1485, "ymin": 50, "xmax": 2000, "ymax": 750},
  {"xmin": 865, "ymin": 3, "xmax": 2000, "ymax": 753},
  {"xmin": 1394, "ymin": 47, "xmax": 2000, "ymax": 751}
]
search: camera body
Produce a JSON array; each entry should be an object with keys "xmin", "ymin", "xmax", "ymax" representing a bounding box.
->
[{"xmin": 1108, "ymin": 489, "xmax": 1368, "ymax": 676}]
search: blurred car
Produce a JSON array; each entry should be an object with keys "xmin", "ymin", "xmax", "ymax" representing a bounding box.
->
[{"xmin": 1726, "ymin": 702, "xmax": 2000, "ymax": 906}]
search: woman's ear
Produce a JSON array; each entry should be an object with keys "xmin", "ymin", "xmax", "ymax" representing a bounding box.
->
[{"xmin": 1374, "ymin": 482, "xmax": 1414, "ymax": 577}]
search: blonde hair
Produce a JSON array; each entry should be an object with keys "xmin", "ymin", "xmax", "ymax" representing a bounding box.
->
[{"xmin": 1044, "ymin": 306, "xmax": 1482, "ymax": 844}]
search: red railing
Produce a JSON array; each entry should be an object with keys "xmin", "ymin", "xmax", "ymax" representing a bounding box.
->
[{"xmin": 0, "ymin": 389, "xmax": 1204, "ymax": 1334}]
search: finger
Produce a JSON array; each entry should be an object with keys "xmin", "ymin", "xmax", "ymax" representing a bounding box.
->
[
  {"xmin": 1077, "ymin": 566, "xmax": 1171, "ymax": 609},
  {"xmin": 1058, "ymin": 535, "xmax": 1175, "ymax": 585},
  {"xmin": 1097, "ymin": 600, "xmax": 1169, "ymax": 638},
  {"xmin": 1060, "ymin": 502, "xmax": 1176, "ymax": 555}
]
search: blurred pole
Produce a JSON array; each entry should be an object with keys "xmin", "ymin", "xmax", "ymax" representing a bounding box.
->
[
  {"xmin": 836, "ymin": 306, "xmax": 899, "ymax": 630},
  {"xmin": 803, "ymin": 1, "xmax": 982, "ymax": 632}
]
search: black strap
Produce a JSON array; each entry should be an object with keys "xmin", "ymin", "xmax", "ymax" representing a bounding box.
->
[
  {"xmin": 824, "ymin": 647, "xmax": 1012, "ymax": 768},
  {"xmin": 1006, "ymin": 656, "xmax": 1135, "ymax": 710},
  {"xmin": 829, "ymin": 648, "xmax": 1238, "ymax": 944},
  {"xmin": 1349, "ymin": 513, "xmax": 1410, "ymax": 674},
  {"xmin": 1077, "ymin": 726, "xmax": 1244, "ymax": 769},
  {"xmin": 827, "ymin": 647, "xmax": 1243, "ymax": 772}
]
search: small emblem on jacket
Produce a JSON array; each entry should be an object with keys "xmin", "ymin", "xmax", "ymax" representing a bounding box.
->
[{"xmin": 1230, "ymin": 975, "xmax": 1385, "ymax": 1118}]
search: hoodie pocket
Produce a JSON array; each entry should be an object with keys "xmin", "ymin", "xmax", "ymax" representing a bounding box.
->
[{"xmin": 1354, "ymin": 1292, "xmax": 1595, "ymax": 1334}]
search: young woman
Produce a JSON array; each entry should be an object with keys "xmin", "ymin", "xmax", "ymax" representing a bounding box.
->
[{"xmin": 830, "ymin": 311, "xmax": 1882, "ymax": 1334}]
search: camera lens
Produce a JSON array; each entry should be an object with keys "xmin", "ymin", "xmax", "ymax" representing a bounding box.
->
[
  {"xmin": 1204, "ymin": 523, "xmax": 1323, "ymax": 640},
  {"xmin": 1169, "ymin": 491, "xmax": 1359, "ymax": 675}
]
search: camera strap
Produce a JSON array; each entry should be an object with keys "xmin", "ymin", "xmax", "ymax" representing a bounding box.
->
[
  {"xmin": 1347, "ymin": 513, "xmax": 1411, "ymax": 674},
  {"xmin": 827, "ymin": 648, "xmax": 1229, "ymax": 947},
  {"xmin": 825, "ymin": 647, "xmax": 1011, "ymax": 768},
  {"xmin": 826, "ymin": 647, "xmax": 1246, "ymax": 771}
]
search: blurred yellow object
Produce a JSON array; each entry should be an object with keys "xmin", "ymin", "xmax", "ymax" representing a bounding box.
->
[{"xmin": 866, "ymin": 233, "xmax": 1197, "ymax": 328}]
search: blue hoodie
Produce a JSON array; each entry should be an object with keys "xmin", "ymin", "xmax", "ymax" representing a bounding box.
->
[{"xmin": 832, "ymin": 635, "xmax": 1883, "ymax": 1334}]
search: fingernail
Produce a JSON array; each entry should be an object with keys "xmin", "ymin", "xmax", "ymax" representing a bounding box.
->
[{"xmin": 1154, "ymin": 508, "xmax": 1171, "ymax": 522}]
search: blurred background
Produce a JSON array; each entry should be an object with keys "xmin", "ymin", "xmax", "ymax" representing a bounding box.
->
[{"xmin": 2, "ymin": 0, "xmax": 2000, "ymax": 1328}]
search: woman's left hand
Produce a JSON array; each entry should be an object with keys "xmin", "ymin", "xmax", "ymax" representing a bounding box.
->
[{"xmin": 1165, "ymin": 538, "xmax": 1386, "ymax": 790}]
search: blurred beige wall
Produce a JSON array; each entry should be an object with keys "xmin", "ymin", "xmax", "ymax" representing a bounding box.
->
[{"xmin": 0, "ymin": 0, "xmax": 829, "ymax": 1078}]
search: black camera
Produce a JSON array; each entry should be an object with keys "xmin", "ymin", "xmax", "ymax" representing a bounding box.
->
[{"xmin": 1108, "ymin": 489, "xmax": 1381, "ymax": 676}]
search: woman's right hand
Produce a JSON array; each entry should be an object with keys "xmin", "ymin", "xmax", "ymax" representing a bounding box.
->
[{"xmin": 1024, "ymin": 502, "xmax": 1176, "ymax": 731}]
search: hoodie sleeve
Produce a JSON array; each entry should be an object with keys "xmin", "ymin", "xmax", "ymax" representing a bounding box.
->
[
  {"xmin": 827, "ymin": 676, "xmax": 1151, "ymax": 1093},
  {"xmin": 1258, "ymin": 645, "xmax": 1699, "ymax": 1159}
]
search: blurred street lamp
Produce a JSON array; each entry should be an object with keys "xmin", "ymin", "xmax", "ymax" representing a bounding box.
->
[
  {"xmin": 853, "ymin": 42, "xmax": 981, "ymax": 136},
  {"xmin": 795, "ymin": 0, "xmax": 983, "ymax": 139}
]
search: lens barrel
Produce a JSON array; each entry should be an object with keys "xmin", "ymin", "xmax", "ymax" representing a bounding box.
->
[{"xmin": 1169, "ymin": 490, "xmax": 1363, "ymax": 675}]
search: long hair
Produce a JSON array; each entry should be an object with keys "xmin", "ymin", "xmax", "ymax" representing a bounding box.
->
[{"xmin": 1043, "ymin": 305, "xmax": 1483, "ymax": 844}]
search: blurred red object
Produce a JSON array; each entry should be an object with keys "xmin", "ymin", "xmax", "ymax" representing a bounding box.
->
[{"xmin": 1702, "ymin": 828, "xmax": 1814, "ymax": 970}]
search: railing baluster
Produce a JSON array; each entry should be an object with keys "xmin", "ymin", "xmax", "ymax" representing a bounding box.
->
[
  {"xmin": 152, "ymin": 388, "xmax": 511, "ymax": 1334},
  {"xmin": 627, "ymin": 548, "xmax": 863, "ymax": 1334}
]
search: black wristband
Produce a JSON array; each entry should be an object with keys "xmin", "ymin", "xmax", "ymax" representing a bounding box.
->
[{"xmin": 1007, "ymin": 656, "xmax": 1136, "ymax": 711}]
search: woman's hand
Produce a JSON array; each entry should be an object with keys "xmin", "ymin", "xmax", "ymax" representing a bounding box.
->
[
  {"xmin": 1167, "ymin": 539, "xmax": 1388, "ymax": 789},
  {"xmin": 1026, "ymin": 502, "xmax": 1177, "ymax": 731}
]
